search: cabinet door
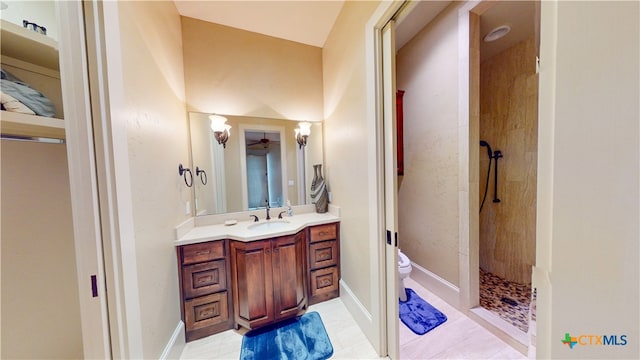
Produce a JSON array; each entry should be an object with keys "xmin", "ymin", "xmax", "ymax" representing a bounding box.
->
[
  {"xmin": 272, "ymin": 231, "xmax": 307, "ymax": 320},
  {"xmin": 230, "ymin": 240, "xmax": 273, "ymax": 329}
]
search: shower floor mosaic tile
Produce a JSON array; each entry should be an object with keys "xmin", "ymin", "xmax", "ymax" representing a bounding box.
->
[{"xmin": 479, "ymin": 268, "xmax": 532, "ymax": 333}]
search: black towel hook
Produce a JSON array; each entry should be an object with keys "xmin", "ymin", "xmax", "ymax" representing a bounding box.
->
[
  {"xmin": 178, "ymin": 164, "xmax": 193, "ymax": 188},
  {"xmin": 195, "ymin": 166, "xmax": 208, "ymax": 185}
]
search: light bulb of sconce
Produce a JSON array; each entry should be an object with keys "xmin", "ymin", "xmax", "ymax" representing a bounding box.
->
[
  {"xmin": 298, "ymin": 122, "xmax": 312, "ymax": 136},
  {"xmin": 209, "ymin": 114, "xmax": 228, "ymax": 132},
  {"xmin": 295, "ymin": 122, "xmax": 310, "ymax": 148}
]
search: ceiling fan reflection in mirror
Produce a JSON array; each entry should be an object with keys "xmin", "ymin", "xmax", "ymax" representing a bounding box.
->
[{"xmin": 247, "ymin": 132, "xmax": 280, "ymax": 149}]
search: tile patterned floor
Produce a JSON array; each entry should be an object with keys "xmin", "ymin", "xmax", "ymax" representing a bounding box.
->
[
  {"xmin": 180, "ymin": 278, "xmax": 525, "ymax": 359},
  {"xmin": 479, "ymin": 268, "xmax": 532, "ymax": 333},
  {"xmin": 179, "ymin": 298, "xmax": 378, "ymax": 359},
  {"xmin": 401, "ymin": 277, "xmax": 526, "ymax": 359}
]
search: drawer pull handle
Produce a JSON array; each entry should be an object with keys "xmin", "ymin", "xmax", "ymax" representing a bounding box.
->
[
  {"xmin": 317, "ymin": 253, "xmax": 330, "ymax": 261},
  {"xmin": 318, "ymin": 231, "xmax": 328, "ymax": 236},
  {"xmin": 265, "ymin": 249, "xmax": 271, "ymax": 255},
  {"xmin": 196, "ymin": 250, "xmax": 210, "ymax": 256}
]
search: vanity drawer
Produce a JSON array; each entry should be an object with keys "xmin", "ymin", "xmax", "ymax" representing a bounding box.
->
[
  {"xmin": 183, "ymin": 259, "xmax": 227, "ymax": 299},
  {"xmin": 309, "ymin": 223, "xmax": 337, "ymax": 243},
  {"xmin": 184, "ymin": 292, "xmax": 229, "ymax": 332},
  {"xmin": 309, "ymin": 266, "xmax": 339, "ymax": 299},
  {"xmin": 182, "ymin": 241, "xmax": 224, "ymax": 265},
  {"xmin": 309, "ymin": 240, "xmax": 338, "ymax": 270}
]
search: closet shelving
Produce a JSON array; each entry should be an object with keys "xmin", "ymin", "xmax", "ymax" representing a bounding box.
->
[{"xmin": 1, "ymin": 19, "xmax": 65, "ymax": 139}]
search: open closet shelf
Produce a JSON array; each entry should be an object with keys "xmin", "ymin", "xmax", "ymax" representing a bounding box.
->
[
  {"xmin": 0, "ymin": 19, "xmax": 59, "ymax": 70},
  {"xmin": 1, "ymin": 111, "xmax": 65, "ymax": 139},
  {"xmin": 1, "ymin": 19, "xmax": 64, "ymax": 140}
]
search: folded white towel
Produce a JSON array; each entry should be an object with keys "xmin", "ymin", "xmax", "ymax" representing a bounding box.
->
[{"xmin": 1, "ymin": 91, "xmax": 36, "ymax": 115}]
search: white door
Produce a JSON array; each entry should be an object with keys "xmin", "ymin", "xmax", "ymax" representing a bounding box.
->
[{"xmin": 382, "ymin": 19, "xmax": 400, "ymax": 360}]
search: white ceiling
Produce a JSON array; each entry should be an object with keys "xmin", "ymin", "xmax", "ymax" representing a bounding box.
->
[
  {"xmin": 174, "ymin": 0, "xmax": 535, "ymax": 60},
  {"xmin": 173, "ymin": 0, "xmax": 344, "ymax": 48},
  {"xmin": 396, "ymin": 1, "xmax": 452, "ymax": 50},
  {"xmin": 479, "ymin": 1, "xmax": 537, "ymax": 61},
  {"xmin": 396, "ymin": 1, "xmax": 536, "ymax": 61}
]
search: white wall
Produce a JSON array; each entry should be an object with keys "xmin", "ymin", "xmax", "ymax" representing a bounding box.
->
[
  {"xmin": 0, "ymin": 0, "xmax": 58, "ymax": 40},
  {"xmin": 181, "ymin": 16, "xmax": 324, "ymax": 122},
  {"xmin": 396, "ymin": 2, "xmax": 462, "ymax": 287},
  {"xmin": 107, "ymin": 1, "xmax": 189, "ymax": 357},
  {"xmin": 1, "ymin": 140, "xmax": 83, "ymax": 358},
  {"xmin": 322, "ymin": 0, "xmax": 380, "ymax": 331},
  {"xmin": 537, "ymin": 1, "xmax": 639, "ymax": 358}
]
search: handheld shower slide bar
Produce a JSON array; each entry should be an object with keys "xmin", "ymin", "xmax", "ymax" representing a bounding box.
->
[{"xmin": 479, "ymin": 140, "xmax": 503, "ymax": 212}]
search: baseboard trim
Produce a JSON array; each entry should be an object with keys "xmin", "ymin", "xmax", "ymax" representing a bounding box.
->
[
  {"xmin": 159, "ymin": 321, "xmax": 185, "ymax": 360},
  {"xmin": 339, "ymin": 280, "xmax": 374, "ymax": 341},
  {"xmin": 410, "ymin": 261, "xmax": 461, "ymax": 309}
]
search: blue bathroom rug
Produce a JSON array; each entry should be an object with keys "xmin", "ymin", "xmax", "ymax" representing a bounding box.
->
[
  {"xmin": 240, "ymin": 311, "xmax": 333, "ymax": 360},
  {"xmin": 399, "ymin": 288, "xmax": 448, "ymax": 335}
]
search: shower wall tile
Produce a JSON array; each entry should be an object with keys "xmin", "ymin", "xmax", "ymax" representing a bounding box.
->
[
  {"xmin": 525, "ymin": 82, "xmax": 539, "ymax": 153},
  {"xmin": 505, "ymin": 128, "xmax": 526, "ymax": 182},
  {"xmin": 479, "ymin": 37, "xmax": 538, "ymax": 284}
]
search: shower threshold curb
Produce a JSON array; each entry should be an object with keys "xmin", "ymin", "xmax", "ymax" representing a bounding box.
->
[{"xmin": 468, "ymin": 306, "xmax": 529, "ymax": 355}]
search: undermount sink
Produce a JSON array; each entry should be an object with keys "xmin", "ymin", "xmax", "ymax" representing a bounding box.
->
[{"xmin": 247, "ymin": 220, "xmax": 291, "ymax": 231}]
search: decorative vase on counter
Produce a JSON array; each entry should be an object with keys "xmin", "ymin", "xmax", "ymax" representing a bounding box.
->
[{"xmin": 310, "ymin": 164, "xmax": 328, "ymax": 213}]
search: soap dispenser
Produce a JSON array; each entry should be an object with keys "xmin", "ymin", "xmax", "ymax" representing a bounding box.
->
[{"xmin": 286, "ymin": 200, "xmax": 293, "ymax": 217}]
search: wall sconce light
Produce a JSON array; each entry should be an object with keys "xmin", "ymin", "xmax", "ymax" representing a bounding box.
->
[
  {"xmin": 209, "ymin": 114, "xmax": 231, "ymax": 148},
  {"xmin": 295, "ymin": 122, "xmax": 311, "ymax": 149}
]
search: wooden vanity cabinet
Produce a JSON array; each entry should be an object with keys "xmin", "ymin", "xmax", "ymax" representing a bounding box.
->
[
  {"xmin": 307, "ymin": 222, "xmax": 341, "ymax": 305},
  {"xmin": 177, "ymin": 240, "xmax": 233, "ymax": 341},
  {"xmin": 230, "ymin": 230, "xmax": 307, "ymax": 330}
]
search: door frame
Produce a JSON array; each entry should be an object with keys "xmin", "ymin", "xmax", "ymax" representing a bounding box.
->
[
  {"xmin": 57, "ymin": 1, "xmax": 112, "ymax": 358},
  {"xmin": 83, "ymin": 1, "xmax": 146, "ymax": 357},
  {"xmin": 366, "ymin": 0, "xmax": 497, "ymax": 356},
  {"xmin": 381, "ymin": 19, "xmax": 400, "ymax": 360},
  {"xmin": 457, "ymin": 0, "xmax": 494, "ymax": 313},
  {"xmin": 60, "ymin": 1, "xmax": 147, "ymax": 358},
  {"xmin": 364, "ymin": 1, "xmax": 410, "ymax": 357},
  {"xmin": 464, "ymin": 1, "xmax": 541, "ymax": 353},
  {"xmin": 238, "ymin": 124, "xmax": 288, "ymax": 210}
]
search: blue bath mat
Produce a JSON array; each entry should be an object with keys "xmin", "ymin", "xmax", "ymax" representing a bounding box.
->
[
  {"xmin": 240, "ymin": 311, "xmax": 333, "ymax": 360},
  {"xmin": 399, "ymin": 288, "xmax": 448, "ymax": 335}
]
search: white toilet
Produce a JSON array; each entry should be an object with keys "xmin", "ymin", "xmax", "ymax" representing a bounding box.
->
[{"xmin": 398, "ymin": 249, "xmax": 412, "ymax": 302}]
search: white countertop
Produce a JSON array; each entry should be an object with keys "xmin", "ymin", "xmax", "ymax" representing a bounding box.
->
[{"xmin": 175, "ymin": 209, "xmax": 340, "ymax": 246}]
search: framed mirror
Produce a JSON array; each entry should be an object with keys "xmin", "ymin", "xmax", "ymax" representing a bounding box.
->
[{"xmin": 188, "ymin": 112, "xmax": 322, "ymax": 216}]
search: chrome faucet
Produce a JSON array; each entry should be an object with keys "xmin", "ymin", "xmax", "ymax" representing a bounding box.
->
[{"xmin": 265, "ymin": 200, "xmax": 271, "ymax": 220}]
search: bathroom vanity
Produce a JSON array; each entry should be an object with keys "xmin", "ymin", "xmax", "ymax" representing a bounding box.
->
[
  {"xmin": 230, "ymin": 230, "xmax": 307, "ymax": 330},
  {"xmin": 175, "ymin": 210, "xmax": 340, "ymax": 341}
]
